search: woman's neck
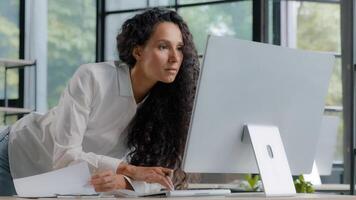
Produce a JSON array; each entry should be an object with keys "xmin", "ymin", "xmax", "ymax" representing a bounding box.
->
[{"xmin": 130, "ymin": 65, "xmax": 156, "ymax": 104}]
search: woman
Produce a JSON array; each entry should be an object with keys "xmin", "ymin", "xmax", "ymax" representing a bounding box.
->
[{"xmin": 0, "ymin": 8, "xmax": 199, "ymax": 195}]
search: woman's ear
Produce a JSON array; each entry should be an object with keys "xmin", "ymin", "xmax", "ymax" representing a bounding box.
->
[{"xmin": 132, "ymin": 46, "xmax": 143, "ymax": 61}]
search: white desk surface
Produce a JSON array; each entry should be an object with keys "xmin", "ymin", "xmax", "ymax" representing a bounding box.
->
[
  {"xmin": 314, "ymin": 184, "xmax": 350, "ymax": 191},
  {"xmin": 189, "ymin": 183, "xmax": 352, "ymax": 193},
  {"xmin": 1, "ymin": 194, "xmax": 356, "ymax": 200}
]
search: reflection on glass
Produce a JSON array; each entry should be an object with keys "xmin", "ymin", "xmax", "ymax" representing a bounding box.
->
[
  {"xmin": 326, "ymin": 57, "xmax": 342, "ymax": 107},
  {"xmin": 179, "ymin": 0, "xmax": 224, "ymax": 4},
  {"xmin": 0, "ymin": 65, "xmax": 19, "ymax": 99},
  {"xmin": 105, "ymin": 12, "xmax": 139, "ymax": 61},
  {"xmin": 179, "ymin": 1, "xmax": 252, "ymax": 53},
  {"xmin": 47, "ymin": 0, "xmax": 96, "ymax": 108},
  {"xmin": 296, "ymin": 2, "xmax": 341, "ymax": 53},
  {"xmin": 6, "ymin": 69, "xmax": 19, "ymax": 99},
  {"xmin": 0, "ymin": 0, "xmax": 20, "ymax": 99},
  {"xmin": 0, "ymin": 115, "xmax": 18, "ymax": 126},
  {"xmin": 0, "ymin": 0, "xmax": 19, "ymax": 59},
  {"xmin": 149, "ymin": 0, "xmax": 175, "ymax": 7},
  {"xmin": 326, "ymin": 57, "xmax": 342, "ymax": 162},
  {"xmin": 106, "ymin": 0, "xmax": 147, "ymax": 11}
]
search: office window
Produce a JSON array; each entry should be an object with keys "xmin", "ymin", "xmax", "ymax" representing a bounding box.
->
[
  {"xmin": 179, "ymin": 1, "xmax": 252, "ymax": 53},
  {"xmin": 106, "ymin": 0, "xmax": 148, "ymax": 11},
  {"xmin": 106, "ymin": 0, "xmax": 175, "ymax": 11},
  {"xmin": 0, "ymin": 0, "xmax": 19, "ymax": 59},
  {"xmin": 103, "ymin": 0, "xmax": 253, "ymax": 60},
  {"xmin": 47, "ymin": 0, "xmax": 96, "ymax": 108},
  {"xmin": 105, "ymin": 12, "xmax": 140, "ymax": 61},
  {"xmin": 0, "ymin": 0, "xmax": 20, "ymax": 100},
  {"xmin": 149, "ymin": 0, "xmax": 175, "ymax": 6},
  {"xmin": 179, "ymin": 0, "xmax": 225, "ymax": 4},
  {"xmin": 282, "ymin": 1, "xmax": 342, "ymax": 161}
]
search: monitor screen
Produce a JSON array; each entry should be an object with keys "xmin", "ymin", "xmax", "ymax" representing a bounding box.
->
[{"xmin": 182, "ymin": 35, "xmax": 334, "ymax": 175}]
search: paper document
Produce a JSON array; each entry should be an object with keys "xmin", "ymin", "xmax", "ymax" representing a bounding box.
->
[
  {"xmin": 106, "ymin": 189, "xmax": 231, "ymax": 197},
  {"xmin": 104, "ymin": 189, "xmax": 166, "ymax": 197},
  {"xmin": 13, "ymin": 162, "xmax": 97, "ymax": 197}
]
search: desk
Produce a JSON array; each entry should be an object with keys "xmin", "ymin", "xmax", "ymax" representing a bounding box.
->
[
  {"xmin": 189, "ymin": 183, "xmax": 352, "ymax": 194},
  {"xmin": 314, "ymin": 184, "xmax": 350, "ymax": 193},
  {"xmin": 1, "ymin": 194, "xmax": 356, "ymax": 200}
]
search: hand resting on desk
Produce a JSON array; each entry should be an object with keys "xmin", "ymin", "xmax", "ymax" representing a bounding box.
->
[
  {"xmin": 117, "ymin": 163, "xmax": 174, "ymax": 191},
  {"xmin": 90, "ymin": 171, "xmax": 131, "ymax": 192},
  {"xmin": 90, "ymin": 164, "xmax": 174, "ymax": 192}
]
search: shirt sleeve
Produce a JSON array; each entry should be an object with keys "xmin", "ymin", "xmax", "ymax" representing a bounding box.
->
[{"xmin": 51, "ymin": 64, "xmax": 122, "ymax": 173}]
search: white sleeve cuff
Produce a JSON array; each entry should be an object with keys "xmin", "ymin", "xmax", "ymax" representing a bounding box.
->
[
  {"xmin": 128, "ymin": 180, "xmax": 162, "ymax": 194},
  {"xmin": 123, "ymin": 175, "xmax": 134, "ymax": 190}
]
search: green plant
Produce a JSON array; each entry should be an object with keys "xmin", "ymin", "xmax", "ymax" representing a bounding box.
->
[
  {"xmin": 294, "ymin": 175, "xmax": 315, "ymax": 193},
  {"xmin": 244, "ymin": 174, "xmax": 261, "ymax": 191}
]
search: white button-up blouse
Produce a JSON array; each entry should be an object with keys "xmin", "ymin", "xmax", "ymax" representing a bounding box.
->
[{"xmin": 8, "ymin": 61, "xmax": 161, "ymax": 193}]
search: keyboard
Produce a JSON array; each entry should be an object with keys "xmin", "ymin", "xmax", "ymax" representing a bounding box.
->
[
  {"xmin": 106, "ymin": 188, "xmax": 231, "ymax": 197},
  {"xmin": 165, "ymin": 189, "xmax": 231, "ymax": 197}
]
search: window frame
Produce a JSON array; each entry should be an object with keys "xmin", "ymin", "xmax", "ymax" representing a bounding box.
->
[{"xmin": 340, "ymin": 0, "xmax": 354, "ymax": 194}]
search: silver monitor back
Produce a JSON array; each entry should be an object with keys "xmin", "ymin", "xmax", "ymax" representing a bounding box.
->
[
  {"xmin": 315, "ymin": 115, "xmax": 340, "ymax": 175},
  {"xmin": 182, "ymin": 35, "xmax": 334, "ymax": 175}
]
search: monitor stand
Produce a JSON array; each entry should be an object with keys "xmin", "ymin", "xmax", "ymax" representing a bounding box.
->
[
  {"xmin": 242, "ymin": 124, "xmax": 296, "ymax": 197},
  {"xmin": 303, "ymin": 161, "xmax": 322, "ymax": 185}
]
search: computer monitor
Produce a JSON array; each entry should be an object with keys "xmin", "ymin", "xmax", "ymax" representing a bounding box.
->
[
  {"xmin": 303, "ymin": 115, "xmax": 340, "ymax": 185},
  {"xmin": 315, "ymin": 115, "xmax": 340, "ymax": 176},
  {"xmin": 182, "ymin": 35, "xmax": 334, "ymax": 176}
]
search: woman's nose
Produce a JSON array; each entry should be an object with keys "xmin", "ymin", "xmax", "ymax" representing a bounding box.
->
[{"xmin": 169, "ymin": 49, "xmax": 180, "ymax": 63}]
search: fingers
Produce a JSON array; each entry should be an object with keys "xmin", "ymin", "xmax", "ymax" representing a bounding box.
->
[
  {"xmin": 91, "ymin": 171, "xmax": 115, "ymax": 184},
  {"xmin": 156, "ymin": 167, "xmax": 174, "ymax": 190},
  {"xmin": 91, "ymin": 175, "xmax": 115, "ymax": 185},
  {"xmin": 166, "ymin": 175, "xmax": 174, "ymax": 190},
  {"xmin": 154, "ymin": 167, "xmax": 173, "ymax": 178},
  {"xmin": 153, "ymin": 168, "xmax": 166, "ymax": 176},
  {"xmin": 146, "ymin": 172, "xmax": 174, "ymax": 191},
  {"xmin": 160, "ymin": 175, "xmax": 174, "ymax": 191},
  {"xmin": 160, "ymin": 167, "xmax": 174, "ymax": 177},
  {"xmin": 91, "ymin": 171, "xmax": 117, "ymax": 192},
  {"xmin": 127, "ymin": 166, "xmax": 175, "ymax": 191},
  {"xmin": 94, "ymin": 182, "xmax": 116, "ymax": 192}
]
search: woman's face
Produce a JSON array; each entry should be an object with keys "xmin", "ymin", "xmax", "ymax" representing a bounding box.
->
[{"xmin": 134, "ymin": 22, "xmax": 184, "ymax": 83}]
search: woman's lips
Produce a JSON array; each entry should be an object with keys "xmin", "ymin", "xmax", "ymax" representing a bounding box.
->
[{"xmin": 165, "ymin": 68, "xmax": 178, "ymax": 73}]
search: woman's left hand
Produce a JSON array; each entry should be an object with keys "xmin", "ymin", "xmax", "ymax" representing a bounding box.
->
[{"xmin": 90, "ymin": 170, "xmax": 130, "ymax": 192}]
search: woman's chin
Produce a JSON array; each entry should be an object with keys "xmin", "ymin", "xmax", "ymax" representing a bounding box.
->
[
  {"xmin": 161, "ymin": 80, "xmax": 175, "ymax": 84},
  {"xmin": 161, "ymin": 76, "xmax": 177, "ymax": 83}
]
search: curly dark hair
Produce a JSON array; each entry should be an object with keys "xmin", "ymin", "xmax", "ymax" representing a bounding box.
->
[{"xmin": 116, "ymin": 8, "xmax": 199, "ymax": 188}]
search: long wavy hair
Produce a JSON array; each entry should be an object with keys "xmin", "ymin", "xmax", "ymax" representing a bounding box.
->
[{"xmin": 116, "ymin": 8, "xmax": 199, "ymax": 188}]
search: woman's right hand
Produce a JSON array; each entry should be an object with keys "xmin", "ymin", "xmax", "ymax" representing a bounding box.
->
[
  {"xmin": 117, "ymin": 163, "xmax": 174, "ymax": 191},
  {"xmin": 90, "ymin": 170, "xmax": 131, "ymax": 192}
]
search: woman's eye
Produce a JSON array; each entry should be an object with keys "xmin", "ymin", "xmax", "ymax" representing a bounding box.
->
[
  {"xmin": 177, "ymin": 46, "xmax": 183, "ymax": 51},
  {"xmin": 159, "ymin": 45, "xmax": 167, "ymax": 50}
]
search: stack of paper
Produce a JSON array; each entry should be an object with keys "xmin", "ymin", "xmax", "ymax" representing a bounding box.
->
[{"xmin": 13, "ymin": 162, "xmax": 97, "ymax": 198}]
